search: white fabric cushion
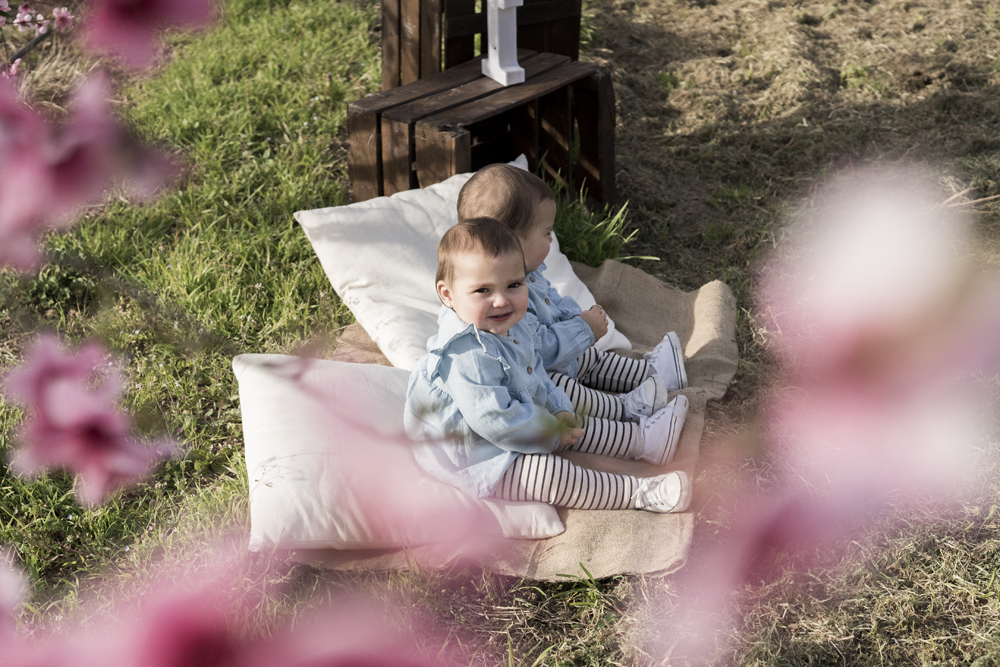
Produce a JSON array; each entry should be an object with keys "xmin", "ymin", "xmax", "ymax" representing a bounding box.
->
[
  {"xmin": 234, "ymin": 353, "xmax": 565, "ymax": 550},
  {"xmin": 294, "ymin": 156, "xmax": 631, "ymax": 371}
]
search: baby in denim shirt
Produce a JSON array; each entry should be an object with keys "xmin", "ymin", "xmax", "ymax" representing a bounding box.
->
[{"xmin": 404, "ymin": 219, "xmax": 690, "ymax": 513}]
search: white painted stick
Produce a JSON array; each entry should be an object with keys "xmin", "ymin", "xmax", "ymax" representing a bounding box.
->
[{"xmin": 481, "ymin": 0, "xmax": 524, "ymax": 86}]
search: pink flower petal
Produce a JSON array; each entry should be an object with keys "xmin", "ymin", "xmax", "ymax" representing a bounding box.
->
[
  {"xmin": 4, "ymin": 335, "xmax": 176, "ymax": 505},
  {"xmin": 83, "ymin": 0, "xmax": 213, "ymax": 68}
]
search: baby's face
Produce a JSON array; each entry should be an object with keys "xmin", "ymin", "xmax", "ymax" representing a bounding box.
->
[
  {"xmin": 437, "ymin": 249, "xmax": 529, "ymax": 336},
  {"xmin": 518, "ymin": 198, "xmax": 557, "ymax": 272}
]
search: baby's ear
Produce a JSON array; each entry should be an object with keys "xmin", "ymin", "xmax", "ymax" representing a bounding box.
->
[{"xmin": 436, "ymin": 280, "xmax": 452, "ymax": 307}]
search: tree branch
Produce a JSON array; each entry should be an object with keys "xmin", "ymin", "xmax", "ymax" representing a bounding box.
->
[{"xmin": 6, "ymin": 28, "xmax": 53, "ymax": 66}]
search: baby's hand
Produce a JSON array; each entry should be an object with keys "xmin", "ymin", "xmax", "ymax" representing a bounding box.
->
[
  {"xmin": 555, "ymin": 411, "xmax": 585, "ymax": 450},
  {"xmin": 579, "ymin": 305, "xmax": 609, "ymax": 342}
]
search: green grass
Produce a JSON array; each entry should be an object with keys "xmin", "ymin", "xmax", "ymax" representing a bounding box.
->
[
  {"xmin": 554, "ymin": 191, "xmax": 651, "ymax": 267},
  {"xmin": 1, "ymin": 0, "xmax": 379, "ymax": 619}
]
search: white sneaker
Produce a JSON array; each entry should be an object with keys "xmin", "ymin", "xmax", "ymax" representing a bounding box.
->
[
  {"xmin": 621, "ymin": 374, "xmax": 669, "ymax": 421},
  {"xmin": 636, "ymin": 395, "xmax": 689, "ymax": 465},
  {"xmin": 634, "ymin": 471, "xmax": 692, "ymax": 513},
  {"xmin": 643, "ymin": 332, "xmax": 688, "ymax": 391}
]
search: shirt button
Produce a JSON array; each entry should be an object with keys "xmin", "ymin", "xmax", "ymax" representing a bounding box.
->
[
  {"xmin": 527, "ymin": 366, "xmax": 533, "ymax": 374},
  {"xmin": 544, "ymin": 298, "xmax": 550, "ymax": 304},
  {"xmin": 529, "ymin": 276, "xmax": 536, "ymax": 282},
  {"xmin": 513, "ymin": 339, "xmax": 519, "ymax": 344}
]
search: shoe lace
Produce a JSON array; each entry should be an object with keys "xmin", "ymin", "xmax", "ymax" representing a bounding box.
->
[{"xmin": 644, "ymin": 409, "xmax": 666, "ymax": 427}]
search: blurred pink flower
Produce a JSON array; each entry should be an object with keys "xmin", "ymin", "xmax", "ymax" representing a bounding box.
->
[
  {"xmin": 644, "ymin": 168, "xmax": 1000, "ymax": 661},
  {"xmin": 8, "ymin": 551, "xmax": 455, "ymax": 667},
  {"xmin": 52, "ymin": 7, "xmax": 72, "ymax": 31},
  {"xmin": 34, "ymin": 14, "xmax": 49, "ymax": 34},
  {"xmin": 121, "ymin": 589, "xmax": 450, "ymax": 667},
  {"xmin": 758, "ymin": 168, "xmax": 992, "ymax": 495},
  {"xmin": 0, "ymin": 550, "xmax": 25, "ymax": 630},
  {"xmin": 0, "ymin": 0, "xmax": 10, "ymax": 12},
  {"xmin": 3, "ymin": 334, "xmax": 177, "ymax": 505},
  {"xmin": 0, "ymin": 76, "xmax": 53, "ymax": 270},
  {"xmin": 0, "ymin": 71, "xmax": 177, "ymax": 271},
  {"xmin": 17, "ymin": 2, "xmax": 31, "ymax": 12},
  {"xmin": 12, "ymin": 9, "xmax": 29, "ymax": 30},
  {"xmin": 83, "ymin": 0, "xmax": 214, "ymax": 68}
]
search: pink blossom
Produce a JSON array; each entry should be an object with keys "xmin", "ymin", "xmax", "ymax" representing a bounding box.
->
[
  {"xmin": 51, "ymin": 6, "xmax": 71, "ymax": 31},
  {"xmin": 0, "ymin": 0, "xmax": 10, "ymax": 12},
  {"xmin": 758, "ymin": 168, "xmax": 990, "ymax": 495},
  {"xmin": 9, "ymin": 552, "xmax": 455, "ymax": 667},
  {"xmin": 0, "ymin": 550, "xmax": 30, "ymax": 663},
  {"xmin": 34, "ymin": 14, "xmax": 49, "ymax": 34},
  {"xmin": 13, "ymin": 9, "xmax": 30, "ymax": 30},
  {"xmin": 0, "ymin": 76, "xmax": 53, "ymax": 270},
  {"xmin": 641, "ymin": 168, "xmax": 1000, "ymax": 661},
  {"xmin": 83, "ymin": 0, "xmax": 214, "ymax": 68},
  {"xmin": 0, "ymin": 550, "xmax": 25, "ymax": 631},
  {"xmin": 0, "ymin": 72, "xmax": 178, "ymax": 271},
  {"xmin": 53, "ymin": 71, "xmax": 179, "ymax": 208},
  {"xmin": 118, "ymin": 587, "xmax": 449, "ymax": 667},
  {"xmin": 3, "ymin": 334, "xmax": 176, "ymax": 505},
  {"xmin": 17, "ymin": 2, "xmax": 30, "ymax": 12},
  {"xmin": 0, "ymin": 57, "xmax": 19, "ymax": 79}
]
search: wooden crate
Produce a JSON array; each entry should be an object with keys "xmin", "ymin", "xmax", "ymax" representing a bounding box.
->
[
  {"xmin": 348, "ymin": 54, "xmax": 615, "ymax": 204},
  {"xmin": 381, "ymin": 0, "xmax": 581, "ymax": 90}
]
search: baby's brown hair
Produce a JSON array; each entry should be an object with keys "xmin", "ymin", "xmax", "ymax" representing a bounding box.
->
[
  {"xmin": 456, "ymin": 164, "xmax": 554, "ymax": 236},
  {"xmin": 436, "ymin": 217, "xmax": 526, "ymax": 287}
]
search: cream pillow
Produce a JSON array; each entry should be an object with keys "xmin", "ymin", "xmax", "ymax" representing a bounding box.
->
[
  {"xmin": 234, "ymin": 354, "xmax": 565, "ymax": 550},
  {"xmin": 294, "ymin": 156, "xmax": 631, "ymax": 371}
]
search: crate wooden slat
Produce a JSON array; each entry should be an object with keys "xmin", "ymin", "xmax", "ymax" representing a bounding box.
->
[
  {"xmin": 418, "ymin": 60, "xmax": 595, "ymax": 127},
  {"xmin": 573, "ymin": 68, "xmax": 616, "ymax": 205},
  {"xmin": 538, "ymin": 85, "xmax": 572, "ymax": 191},
  {"xmin": 443, "ymin": 0, "xmax": 476, "ymax": 71},
  {"xmin": 381, "ymin": 0, "xmax": 401, "ymax": 91},
  {"xmin": 420, "ymin": 0, "xmax": 443, "ymax": 83},
  {"xmin": 401, "ymin": 0, "xmax": 422, "ymax": 86}
]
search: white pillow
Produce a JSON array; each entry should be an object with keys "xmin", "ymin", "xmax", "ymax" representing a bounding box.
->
[
  {"xmin": 234, "ymin": 353, "xmax": 565, "ymax": 550},
  {"xmin": 295, "ymin": 156, "xmax": 631, "ymax": 371}
]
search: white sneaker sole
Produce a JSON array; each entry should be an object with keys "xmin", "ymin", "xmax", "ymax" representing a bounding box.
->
[
  {"xmin": 634, "ymin": 470, "xmax": 693, "ymax": 513},
  {"xmin": 644, "ymin": 332, "xmax": 688, "ymax": 392},
  {"xmin": 670, "ymin": 470, "xmax": 693, "ymax": 513},
  {"xmin": 657, "ymin": 394, "xmax": 689, "ymax": 465},
  {"xmin": 662, "ymin": 332, "xmax": 688, "ymax": 390}
]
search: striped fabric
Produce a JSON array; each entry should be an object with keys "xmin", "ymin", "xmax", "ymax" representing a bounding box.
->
[
  {"xmin": 492, "ymin": 454, "xmax": 640, "ymax": 510},
  {"xmin": 575, "ymin": 347, "xmax": 653, "ymax": 394},
  {"xmin": 568, "ymin": 416, "xmax": 638, "ymax": 459},
  {"xmin": 550, "ymin": 372, "xmax": 628, "ymax": 421}
]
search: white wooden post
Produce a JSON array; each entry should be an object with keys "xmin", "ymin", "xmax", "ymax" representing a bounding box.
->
[{"xmin": 481, "ymin": 0, "xmax": 524, "ymax": 86}]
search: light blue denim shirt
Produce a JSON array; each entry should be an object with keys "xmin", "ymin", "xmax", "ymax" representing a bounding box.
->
[
  {"xmin": 404, "ymin": 306, "xmax": 576, "ymax": 498},
  {"xmin": 526, "ymin": 262, "xmax": 595, "ymax": 377}
]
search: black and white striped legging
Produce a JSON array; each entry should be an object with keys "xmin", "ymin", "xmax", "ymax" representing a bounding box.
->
[
  {"xmin": 552, "ymin": 347, "xmax": 653, "ymax": 396},
  {"xmin": 550, "ymin": 373, "xmax": 628, "ymax": 421},
  {"xmin": 548, "ymin": 374, "xmax": 642, "ymax": 458},
  {"xmin": 576, "ymin": 347, "xmax": 653, "ymax": 393},
  {"xmin": 492, "ymin": 453, "xmax": 641, "ymax": 510}
]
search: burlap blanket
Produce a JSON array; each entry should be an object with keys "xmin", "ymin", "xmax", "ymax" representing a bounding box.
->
[{"xmin": 298, "ymin": 260, "xmax": 738, "ymax": 580}]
